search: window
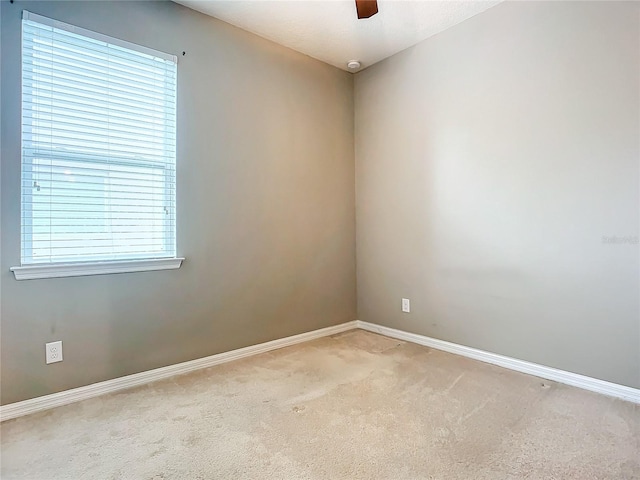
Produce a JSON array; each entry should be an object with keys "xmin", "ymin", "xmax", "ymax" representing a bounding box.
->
[{"xmin": 13, "ymin": 12, "xmax": 182, "ymax": 279}]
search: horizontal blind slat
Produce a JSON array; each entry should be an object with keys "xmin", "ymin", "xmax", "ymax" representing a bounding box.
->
[
  {"xmin": 25, "ymin": 126, "xmax": 176, "ymax": 151},
  {"xmin": 22, "ymin": 64, "xmax": 176, "ymax": 103},
  {"xmin": 23, "ymin": 109, "xmax": 176, "ymax": 136},
  {"xmin": 23, "ymin": 21, "xmax": 177, "ymax": 66},
  {"xmin": 24, "ymin": 58, "xmax": 175, "ymax": 93},
  {"xmin": 24, "ymin": 144, "xmax": 176, "ymax": 163},
  {"xmin": 23, "ymin": 86, "xmax": 176, "ymax": 120},
  {"xmin": 23, "ymin": 154, "xmax": 175, "ymax": 171},
  {"xmin": 23, "ymin": 42, "xmax": 176, "ymax": 85},
  {"xmin": 22, "ymin": 180, "xmax": 175, "ymax": 194},
  {"xmin": 22, "ymin": 122, "xmax": 176, "ymax": 145}
]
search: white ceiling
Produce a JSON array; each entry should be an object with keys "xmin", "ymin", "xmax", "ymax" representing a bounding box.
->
[{"xmin": 174, "ymin": 0, "xmax": 502, "ymax": 72}]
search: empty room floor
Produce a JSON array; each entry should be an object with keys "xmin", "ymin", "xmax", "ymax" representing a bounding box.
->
[{"xmin": 1, "ymin": 330, "xmax": 638, "ymax": 479}]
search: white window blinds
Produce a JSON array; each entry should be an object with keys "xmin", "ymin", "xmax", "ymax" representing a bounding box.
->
[{"xmin": 21, "ymin": 12, "xmax": 177, "ymax": 265}]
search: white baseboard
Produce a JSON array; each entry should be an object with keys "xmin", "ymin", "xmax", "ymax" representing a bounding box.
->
[
  {"xmin": 3, "ymin": 319, "xmax": 638, "ymax": 422},
  {"xmin": 0, "ymin": 321, "xmax": 357, "ymax": 422},
  {"xmin": 356, "ymin": 320, "xmax": 640, "ymax": 404}
]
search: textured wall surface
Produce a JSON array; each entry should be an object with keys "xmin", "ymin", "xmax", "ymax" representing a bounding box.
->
[
  {"xmin": 1, "ymin": 0, "xmax": 356, "ymax": 405},
  {"xmin": 176, "ymin": 0, "xmax": 501, "ymax": 71},
  {"xmin": 2, "ymin": 0, "xmax": 638, "ymax": 407},
  {"xmin": 355, "ymin": 1, "xmax": 640, "ymax": 388}
]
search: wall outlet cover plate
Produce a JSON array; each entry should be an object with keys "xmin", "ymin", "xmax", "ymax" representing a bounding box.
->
[
  {"xmin": 46, "ymin": 341, "xmax": 63, "ymax": 364},
  {"xmin": 402, "ymin": 298, "xmax": 410, "ymax": 313}
]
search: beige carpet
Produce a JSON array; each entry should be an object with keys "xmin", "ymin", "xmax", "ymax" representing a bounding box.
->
[{"xmin": 1, "ymin": 330, "xmax": 638, "ymax": 479}]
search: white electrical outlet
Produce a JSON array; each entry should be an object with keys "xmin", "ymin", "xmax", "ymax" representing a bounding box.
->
[
  {"xmin": 402, "ymin": 298, "xmax": 411, "ymax": 313},
  {"xmin": 46, "ymin": 341, "xmax": 63, "ymax": 364}
]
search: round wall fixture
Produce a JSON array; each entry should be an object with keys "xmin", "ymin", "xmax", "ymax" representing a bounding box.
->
[{"xmin": 347, "ymin": 60, "xmax": 361, "ymax": 71}]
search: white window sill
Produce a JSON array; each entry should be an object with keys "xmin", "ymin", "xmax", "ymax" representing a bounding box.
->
[{"xmin": 10, "ymin": 257, "xmax": 184, "ymax": 280}]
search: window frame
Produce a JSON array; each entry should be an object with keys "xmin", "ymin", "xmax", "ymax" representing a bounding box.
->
[{"xmin": 12, "ymin": 11, "xmax": 183, "ymax": 280}]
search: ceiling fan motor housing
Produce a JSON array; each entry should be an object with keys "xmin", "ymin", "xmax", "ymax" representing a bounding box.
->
[{"xmin": 355, "ymin": 0, "xmax": 379, "ymax": 19}]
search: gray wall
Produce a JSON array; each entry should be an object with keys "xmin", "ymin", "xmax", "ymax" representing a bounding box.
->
[
  {"xmin": 355, "ymin": 1, "xmax": 640, "ymax": 388},
  {"xmin": 2, "ymin": 0, "xmax": 638, "ymax": 406},
  {"xmin": 1, "ymin": 1, "xmax": 356, "ymax": 405}
]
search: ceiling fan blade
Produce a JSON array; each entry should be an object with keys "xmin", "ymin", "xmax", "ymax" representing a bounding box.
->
[{"xmin": 355, "ymin": 0, "xmax": 378, "ymax": 19}]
